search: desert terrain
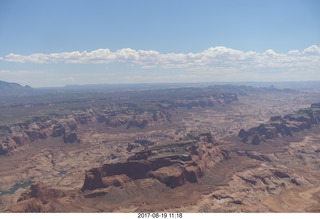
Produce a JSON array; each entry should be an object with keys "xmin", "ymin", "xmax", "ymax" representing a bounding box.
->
[{"xmin": 0, "ymin": 82, "xmax": 320, "ymax": 212}]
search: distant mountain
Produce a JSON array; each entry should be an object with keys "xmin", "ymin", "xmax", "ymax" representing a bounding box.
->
[{"xmin": 0, "ymin": 80, "xmax": 32, "ymax": 96}]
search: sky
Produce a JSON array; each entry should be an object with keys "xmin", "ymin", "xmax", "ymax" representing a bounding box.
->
[{"xmin": 0, "ymin": 0, "xmax": 319, "ymax": 87}]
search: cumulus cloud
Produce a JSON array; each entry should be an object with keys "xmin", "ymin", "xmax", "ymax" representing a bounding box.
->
[
  {"xmin": 2, "ymin": 45, "xmax": 320, "ymax": 73},
  {"xmin": 303, "ymin": 45, "xmax": 320, "ymax": 55},
  {"xmin": 287, "ymin": 50, "xmax": 301, "ymax": 55}
]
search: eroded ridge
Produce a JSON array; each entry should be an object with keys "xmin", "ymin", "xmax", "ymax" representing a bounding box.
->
[
  {"xmin": 0, "ymin": 113, "xmax": 90, "ymax": 155},
  {"xmin": 81, "ymin": 131, "xmax": 220, "ymax": 192},
  {"xmin": 0, "ymin": 93, "xmax": 238, "ymax": 155},
  {"xmin": 238, "ymin": 103, "xmax": 320, "ymax": 145}
]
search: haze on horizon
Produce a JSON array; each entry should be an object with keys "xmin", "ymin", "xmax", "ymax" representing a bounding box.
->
[{"xmin": 0, "ymin": 0, "xmax": 319, "ymax": 87}]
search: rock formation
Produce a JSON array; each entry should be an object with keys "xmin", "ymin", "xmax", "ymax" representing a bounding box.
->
[
  {"xmin": 161, "ymin": 93, "xmax": 238, "ymax": 110},
  {"xmin": 239, "ymin": 103, "xmax": 320, "ymax": 145},
  {"xmin": 0, "ymin": 137, "xmax": 16, "ymax": 155},
  {"xmin": 63, "ymin": 132, "xmax": 79, "ymax": 143},
  {"xmin": 7, "ymin": 183, "xmax": 68, "ymax": 213},
  {"xmin": 100, "ymin": 109, "xmax": 171, "ymax": 129},
  {"xmin": 96, "ymin": 93, "xmax": 238, "ymax": 129},
  {"xmin": 127, "ymin": 139, "xmax": 154, "ymax": 152},
  {"xmin": 0, "ymin": 113, "xmax": 84, "ymax": 155},
  {"xmin": 0, "ymin": 92, "xmax": 238, "ymax": 155},
  {"xmin": 81, "ymin": 131, "xmax": 220, "ymax": 191}
]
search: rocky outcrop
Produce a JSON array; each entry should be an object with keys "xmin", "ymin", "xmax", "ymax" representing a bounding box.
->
[
  {"xmin": 73, "ymin": 109, "xmax": 95, "ymax": 124},
  {"xmin": 63, "ymin": 132, "xmax": 79, "ymax": 144},
  {"xmin": 186, "ymin": 131, "xmax": 219, "ymax": 145},
  {"xmin": 236, "ymin": 151, "xmax": 272, "ymax": 162},
  {"xmin": 0, "ymin": 137, "xmax": 16, "ymax": 155},
  {"xmin": 238, "ymin": 103, "xmax": 320, "ymax": 145},
  {"xmin": 273, "ymin": 170, "xmax": 290, "ymax": 179},
  {"xmin": 17, "ymin": 183, "xmax": 66, "ymax": 203},
  {"xmin": 0, "ymin": 92, "xmax": 238, "ymax": 155},
  {"xmin": 0, "ymin": 114, "xmax": 83, "ymax": 155},
  {"xmin": 96, "ymin": 93, "xmax": 237, "ymax": 129},
  {"xmin": 251, "ymin": 134, "xmax": 262, "ymax": 145},
  {"xmin": 25, "ymin": 130, "xmax": 47, "ymax": 142},
  {"xmin": 101, "ymin": 110, "xmax": 171, "ymax": 129},
  {"xmin": 159, "ymin": 93, "xmax": 238, "ymax": 109},
  {"xmin": 7, "ymin": 183, "xmax": 68, "ymax": 212},
  {"xmin": 51, "ymin": 118, "xmax": 77, "ymax": 137},
  {"xmin": 52, "ymin": 124, "xmax": 65, "ymax": 137},
  {"xmin": 148, "ymin": 166, "xmax": 185, "ymax": 188},
  {"xmin": 127, "ymin": 139, "xmax": 154, "ymax": 152},
  {"xmin": 12, "ymin": 134, "xmax": 30, "ymax": 145},
  {"xmin": 81, "ymin": 131, "xmax": 221, "ymax": 191},
  {"xmin": 105, "ymin": 115, "xmax": 131, "ymax": 128}
]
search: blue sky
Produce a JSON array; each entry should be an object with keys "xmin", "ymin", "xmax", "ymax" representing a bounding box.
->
[{"xmin": 0, "ymin": 0, "xmax": 319, "ymax": 87}]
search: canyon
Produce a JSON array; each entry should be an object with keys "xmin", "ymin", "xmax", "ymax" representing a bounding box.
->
[{"xmin": 0, "ymin": 83, "xmax": 320, "ymax": 212}]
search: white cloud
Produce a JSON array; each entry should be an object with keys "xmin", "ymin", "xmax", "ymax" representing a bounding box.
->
[
  {"xmin": 288, "ymin": 50, "xmax": 301, "ymax": 55},
  {"xmin": 264, "ymin": 49, "xmax": 278, "ymax": 57},
  {"xmin": 303, "ymin": 45, "xmax": 320, "ymax": 55},
  {"xmin": 2, "ymin": 45, "xmax": 320, "ymax": 73}
]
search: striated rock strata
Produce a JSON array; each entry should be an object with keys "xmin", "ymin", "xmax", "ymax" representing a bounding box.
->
[
  {"xmin": 97, "ymin": 93, "xmax": 238, "ymax": 129},
  {"xmin": 0, "ymin": 110, "xmax": 92, "ymax": 155},
  {"xmin": 0, "ymin": 93, "xmax": 238, "ymax": 155},
  {"xmin": 81, "ymin": 131, "xmax": 220, "ymax": 191},
  {"xmin": 238, "ymin": 103, "xmax": 320, "ymax": 145}
]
